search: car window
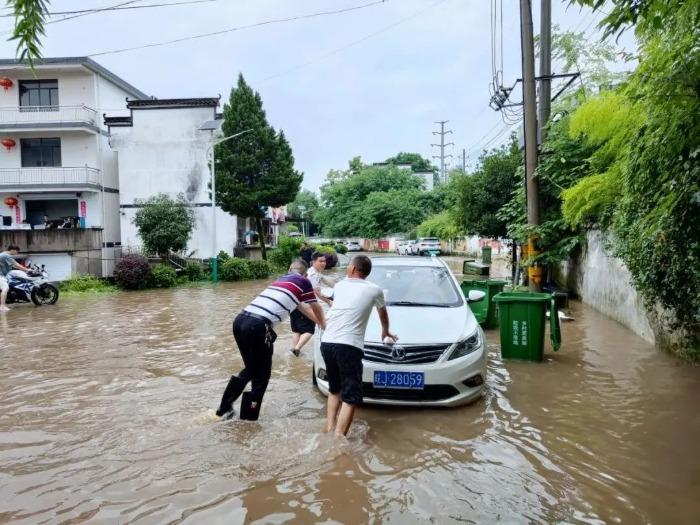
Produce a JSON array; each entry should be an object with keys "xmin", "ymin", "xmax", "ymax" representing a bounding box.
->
[{"xmin": 368, "ymin": 265, "xmax": 463, "ymax": 307}]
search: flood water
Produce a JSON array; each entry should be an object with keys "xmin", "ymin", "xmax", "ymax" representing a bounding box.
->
[{"xmin": 1, "ymin": 259, "xmax": 699, "ymax": 524}]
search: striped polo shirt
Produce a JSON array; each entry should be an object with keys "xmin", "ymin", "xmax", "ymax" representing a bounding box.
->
[{"xmin": 244, "ymin": 272, "xmax": 316, "ymax": 325}]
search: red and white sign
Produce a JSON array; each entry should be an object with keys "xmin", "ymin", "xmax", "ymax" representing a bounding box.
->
[
  {"xmin": 14, "ymin": 204, "xmax": 21, "ymax": 224},
  {"xmin": 80, "ymin": 201, "xmax": 87, "ymax": 218}
]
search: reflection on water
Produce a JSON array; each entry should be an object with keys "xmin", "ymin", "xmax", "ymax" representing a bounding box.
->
[{"xmin": 0, "ymin": 264, "xmax": 699, "ymax": 524}]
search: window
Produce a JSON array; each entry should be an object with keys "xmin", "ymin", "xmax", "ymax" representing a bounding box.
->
[
  {"xmin": 19, "ymin": 79, "xmax": 59, "ymax": 109},
  {"xmin": 20, "ymin": 138, "xmax": 62, "ymax": 167}
]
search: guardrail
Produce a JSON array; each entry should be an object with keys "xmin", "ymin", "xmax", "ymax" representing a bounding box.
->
[
  {"xmin": 0, "ymin": 166, "xmax": 102, "ymax": 187},
  {"xmin": 0, "ymin": 105, "xmax": 98, "ymax": 126}
]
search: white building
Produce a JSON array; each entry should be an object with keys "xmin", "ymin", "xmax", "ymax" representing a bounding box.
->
[
  {"xmin": 0, "ymin": 57, "xmax": 147, "ymax": 279},
  {"xmin": 105, "ymin": 98, "xmax": 238, "ymax": 259}
]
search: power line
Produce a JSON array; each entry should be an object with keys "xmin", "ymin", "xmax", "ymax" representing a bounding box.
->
[
  {"xmin": 0, "ymin": 0, "xmax": 214, "ymax": 18},
  {"xmin": 87, "ymin": 0, "xmax": 387, "ymax": 57}
]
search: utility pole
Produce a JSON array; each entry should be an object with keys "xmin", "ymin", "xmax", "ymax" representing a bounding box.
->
[
  {"xmin": 538, "ymin": 0, "xmax": 552, "ymax": 143},
  {"xmin": 462, "ymin": 148, "xmax": 467, "ymax": 172},
  {"xmin": 431, "ymin": 120, "xmax": 454, "ymax": 184},
  {"xmin": 520, "ymin": 0, "xmax": 542, "ymax": 291}
]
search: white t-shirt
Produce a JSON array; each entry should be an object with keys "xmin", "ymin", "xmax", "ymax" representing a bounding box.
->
[
  {"xmin": 321, "ymin": 278, "xmax": 386, "ymax": 350},
  {"xmin": 307, "ymin": 266, "xmax": 333, "ymax": 289}
]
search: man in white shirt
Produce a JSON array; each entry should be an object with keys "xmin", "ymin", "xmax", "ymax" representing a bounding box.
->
[
  {"xmin": 321, "ymin": 255, "xmax": 397, "ymax": 437},
  {"xmin": 289, "ymin": 252, "xmax": 335, "ymax": 356}
]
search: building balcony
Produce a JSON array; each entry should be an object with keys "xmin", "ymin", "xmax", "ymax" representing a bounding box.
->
[
  {"xmin": 0, "ymin": 105, "xmax": 99, "ymax": 133},
  {"xmin": 0, "ymin": 166, "xmax": 102, "ymax": 192}
]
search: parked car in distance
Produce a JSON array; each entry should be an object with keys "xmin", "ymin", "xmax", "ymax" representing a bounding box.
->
[
  {"xmin": 312, "ymin": 256, "xmax": 487, "ymax": 407},
  {"xmin": 400, "ymin": 240, "xmax": 416, "ymax": 255},
  {"xmin": 287, "ymin": 231, "xmax": 303, "ymax": 237},
  {"xmin": 346, "ymin": 241, "xmax": 362, "ymax": 252},
  {"xmin": 416, "ymin": 237, "xmax": 441, "ymax": 256},
  {"xmin": 396, "ymin": 240, "xmax": 409, "ymax": 255}
]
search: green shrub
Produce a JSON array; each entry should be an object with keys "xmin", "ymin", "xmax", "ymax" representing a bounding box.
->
[
  {"xmin": 151, "ymin": 264, "xmax": 178, "ymax": 288},
  {"xmin": 217, "ymin": 250, "xmax": 231, "ymax": 263},
  {"xmin": 183, "ymin": 261, "xmax": 206, "ymax": 281},
  {"xmin": 269, "ymin": 235, "xmax": 305, "ymax": 271},
  {"xmin": 60, "ymin": 274, "xmax": 115, "ymax": 293},
  {"xmin": 220, "ymin": 257, "xmax": 252, "ymax": 281},
  {"xmin": 114, "ymin": 255, "xmax": 152, "ymax": 290},
  {"xmin": 247, "ymin": 259, "xmax": 272, "ymax": 279},
  {"xmin": 335, "ymin": 243, "xmax": 348, "ymax": 254}
]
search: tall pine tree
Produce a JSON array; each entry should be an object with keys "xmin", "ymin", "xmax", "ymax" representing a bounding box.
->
[{"xmin": 216, "ymin": 74, "xmax": 302, "ymax": 259}]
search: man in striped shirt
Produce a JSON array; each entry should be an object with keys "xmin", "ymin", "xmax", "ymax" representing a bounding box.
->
[{"xmin": 216, "ymin": 260, "xmax": 325, "ymax": 420}]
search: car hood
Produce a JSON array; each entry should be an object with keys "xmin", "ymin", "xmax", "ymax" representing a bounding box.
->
[{"xmin": 364, "ymin": 305, "xmax": 478, "ymax": 345}]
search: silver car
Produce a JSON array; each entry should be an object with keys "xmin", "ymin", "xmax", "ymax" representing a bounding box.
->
[{"xmin": 313, "ymin": 257, "xmax": 487, "ymax": 407}]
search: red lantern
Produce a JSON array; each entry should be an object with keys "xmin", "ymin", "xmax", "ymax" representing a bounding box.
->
[
  {"xmin": 1, "ymin": 138, "xmax": 16, "ymax": 151},
  {"xmin": 0, "ymin": 77, "xmax": 13, "ymax": 91},
  {"xmin": 4, "ymin": 197, "xmax": 18, "ymax": 207}
]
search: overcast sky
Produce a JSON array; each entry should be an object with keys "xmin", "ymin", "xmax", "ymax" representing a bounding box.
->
[{"xmin": 0, "ymin": 0, "xmax": 633, "ymax": 192}]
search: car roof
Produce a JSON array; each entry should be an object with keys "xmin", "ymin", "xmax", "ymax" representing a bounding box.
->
[{"xmin": 370, "ymin": 256, "xmax": 447, "ymax": 267}]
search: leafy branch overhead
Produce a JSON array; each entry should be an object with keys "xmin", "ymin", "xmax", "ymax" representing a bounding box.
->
[{"xmin": 8, "ymin": 0, "xmax": 49, "ymax": 66}]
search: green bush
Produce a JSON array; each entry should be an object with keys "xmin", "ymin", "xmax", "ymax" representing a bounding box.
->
[
  {"xmin": 247, "ymin": 259, "xmax": 272, "ymax": 279},
  {"xmin": 269, "ymin": 235, "xmax": 305, "ymax": 271},
  {"xmin": 217, "ymin": 250, "xmax": 231, "ymax": 263},
  {"xmin": 114, "ymin": 255, "xmax": 152, "ymax": 290},
  {"xmin": 220, "ymin": 257, "xmax": 252, "ymax": 281},
  {"xmin": 335, "ymin": 243, "xmax": 348, "ymax": 254},
  {"xmin": 183, "ymin": 261, "xmax": 206, "ymax": 281},
  {"xmin": 151, "ymin": 264, "xmax": 178, "ymax": 288},
  {"xmin": 60, "ymin": 274, "xmax": 115, "ymax": 293}
]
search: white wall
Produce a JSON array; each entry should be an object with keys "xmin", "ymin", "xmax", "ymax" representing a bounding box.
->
[
  {"xmin": 558, "ymin": 230, "xmax": 656, "ymax": 343},
  {"xmin": 110, "ymin": 106, "xmax": 238, "ymax": 258},
  {"xmin": 25, "ymin": 253, "xmax": 72, "ymax": 281},
  {"xmin": 0, "ymin": 131, "xmax": 98, "ymax": 168},
  {"xmin": 0, "ymin": 69, "xmax": 95, "ymax": 109}
]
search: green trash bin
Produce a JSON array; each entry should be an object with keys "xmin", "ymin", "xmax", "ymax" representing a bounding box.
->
[
  {"xmin": 461, "ymin": 279, "xmax": 508, "ymax": 328},
  {"xmin": 492, "ymin": 292, "xmax": 561, "ymax": 361},
  {"xmin": 481, "ymin": 246, "xmax": 492, "ymax": 264}
]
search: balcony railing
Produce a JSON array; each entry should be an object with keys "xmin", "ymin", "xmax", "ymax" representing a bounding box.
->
[
  {"xmin": 0, "ymin": 105, "xmax": 98, "ymax": 127},
  {"xmin": 0, "ymin": 166, "xmax": 102, "ymax": 188}
]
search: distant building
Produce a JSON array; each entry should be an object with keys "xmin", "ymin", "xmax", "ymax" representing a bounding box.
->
[
  {"xmin": 415, "ymin": 171, "xmax": 435, "ymax": 191},
  {"xmin": 105, "ymin": 98, "xmax": 238, "ymax": 259},
  {"xmin": 0, "ymin": 57, "xmax": 147, "ymax": 279}
]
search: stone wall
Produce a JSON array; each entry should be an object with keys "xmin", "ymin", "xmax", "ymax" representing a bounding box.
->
[
  {"xmin": 557, "ymin": 230, "xmax": 693, "ymax": 353},
  {"xmin": 0, "ymin": 228, "xmax": 103, "ymax": 253}
]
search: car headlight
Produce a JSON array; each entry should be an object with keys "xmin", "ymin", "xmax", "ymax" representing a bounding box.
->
[{"xmin": 448, "ymin": 331, "xmax": 482, "ymax": 360}]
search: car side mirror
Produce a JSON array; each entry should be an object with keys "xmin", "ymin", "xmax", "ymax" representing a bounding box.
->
[{"xmin": 467, "ymin": 290, "xmax": 486, "ymax": 303}]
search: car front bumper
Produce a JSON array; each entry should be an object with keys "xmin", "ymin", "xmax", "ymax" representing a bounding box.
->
[{"xmin": 313, "ymin": 338, "xmax": 487, "ymax": 407}]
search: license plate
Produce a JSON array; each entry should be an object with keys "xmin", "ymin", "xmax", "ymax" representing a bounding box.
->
[{"xmin": 373, "ymin": 371, "xmax": 424, "ymax": 389}]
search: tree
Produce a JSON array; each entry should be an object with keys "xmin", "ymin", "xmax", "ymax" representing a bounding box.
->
[
  {"xmin": 215, "ymin": 74, "xmax": 303, "ymax": 259},
  {"xmin": 7, "ymin": 0, "xmax": 48, "ymax": 66},
  {"xmin": 416, "ymin": 211, "xmax": 463, "ymax": 239},
  {"xmin": 453, "ymin": 140, "xmax": 521, "ymax": 238},
  {"xmin": 286, "ymin": 189, "xmax": 319, "ymax": 221},
  {"xmin": 133, "ymin": 194, "xmax": 195, "ymax": 257},
  {"xmin": 385, "ymin": 152, "xmax": 436, "ymax": 173},
  {"xmin": 315, "ymin": 163, "xmax": 425, "ymax": 237}
]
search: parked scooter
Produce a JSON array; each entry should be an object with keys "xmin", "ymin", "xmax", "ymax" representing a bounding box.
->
[{"xmin": 6, "ymin": 264, "xmax": 60, "ymax": 306}]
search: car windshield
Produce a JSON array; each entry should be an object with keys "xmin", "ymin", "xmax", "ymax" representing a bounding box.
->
[
  {"xmin": 367, "ymin": 265, "xmax": 463, "ymax": 307},
  {"xmin": 420, "ymin": 238, "xmax": 439, "ymax": 243}
]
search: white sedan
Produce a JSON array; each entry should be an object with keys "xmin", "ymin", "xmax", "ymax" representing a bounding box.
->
[
  {"xmin": 312, "ymin": 257, "xmax": 487, "ymax": 407},
  {"xmin": 345, "ymin": 241, "xmax": 362, "ymax": 252}
]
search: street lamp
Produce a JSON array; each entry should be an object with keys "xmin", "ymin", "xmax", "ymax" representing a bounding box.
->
[
  {"xmin": 297, "ymin": 204, "xmax": 307, "ymax": 237},
  {"xmin": 207, "ymin": 128, "xmax": 253, "ymax": 282}
]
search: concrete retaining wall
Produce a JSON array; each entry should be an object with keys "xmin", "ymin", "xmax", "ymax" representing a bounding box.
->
[{"xmin": 557, "ymin": 230, "xmax": 694, "ymax": 353}]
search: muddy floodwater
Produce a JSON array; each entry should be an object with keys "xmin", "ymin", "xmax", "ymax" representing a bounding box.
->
[{"xmin": 1, "ymin": 260, "xmax": 699, "ymax": 524}]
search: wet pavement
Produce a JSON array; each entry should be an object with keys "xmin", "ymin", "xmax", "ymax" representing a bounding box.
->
[{"xmin": 0, "ymin": 257, "xmax": 699, "ymax": 524}]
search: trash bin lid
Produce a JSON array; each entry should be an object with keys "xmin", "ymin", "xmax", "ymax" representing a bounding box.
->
[{"xmin": 492, "ymin": 291, "xmax": 551, "ymax": 303}]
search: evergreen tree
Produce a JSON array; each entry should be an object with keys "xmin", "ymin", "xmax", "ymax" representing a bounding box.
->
[{"xmin": 216, "ymin": 74, "xmax": 303, "ymax": 259}]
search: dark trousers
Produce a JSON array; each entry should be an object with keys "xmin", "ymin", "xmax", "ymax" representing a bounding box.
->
[{"xmin": 216, "ymin": 313, "xmax": 275, "ymax": 416}]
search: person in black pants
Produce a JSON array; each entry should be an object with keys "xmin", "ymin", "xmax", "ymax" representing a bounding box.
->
[{"xmin": 215, "ymin": 260, "xmax": 325, "ymax": 420}]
